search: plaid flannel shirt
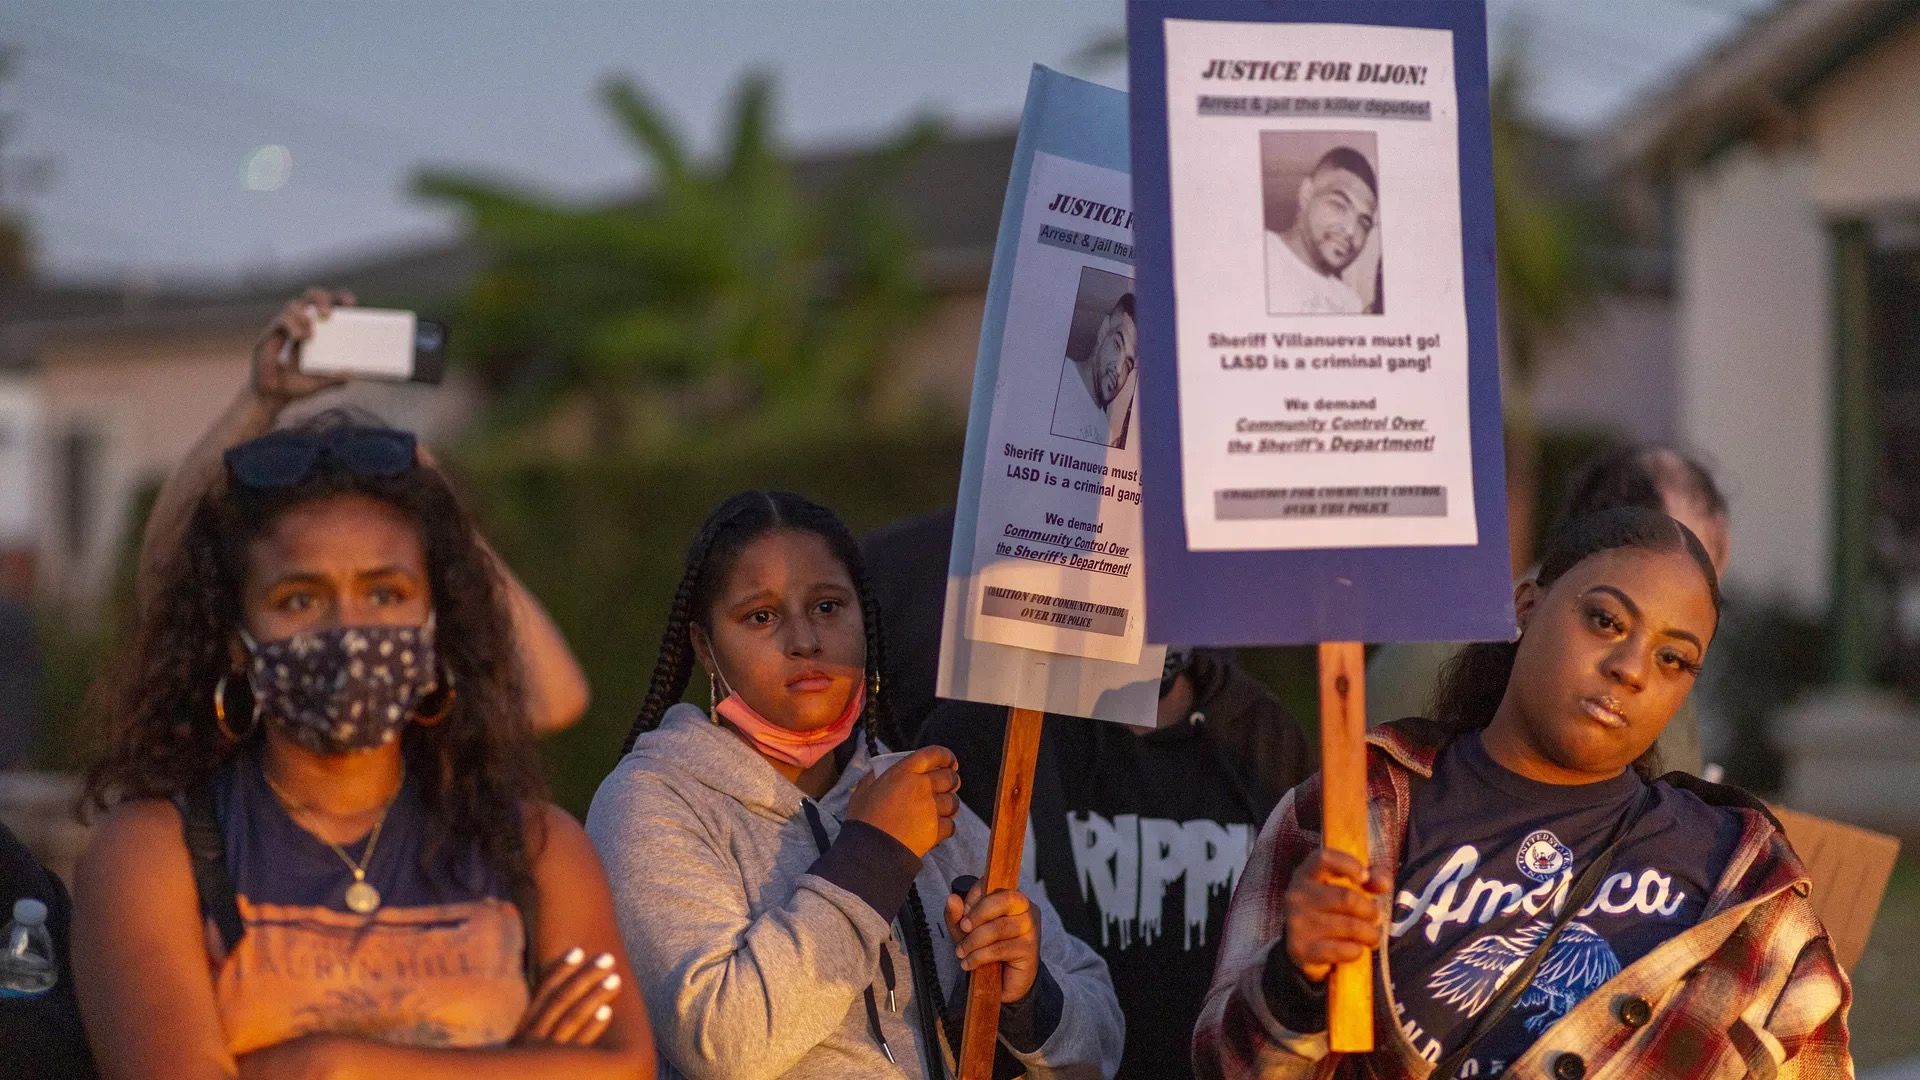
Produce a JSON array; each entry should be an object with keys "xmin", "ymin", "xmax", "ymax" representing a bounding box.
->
[{"xmin": 1193, "ymin": 719, "xmax": 1852, "ymax": 1080}]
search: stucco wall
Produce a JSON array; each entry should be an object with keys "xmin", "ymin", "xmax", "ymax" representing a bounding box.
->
[
  {"xmin": 1531, "ymin": 294, "xmax": 1679, "ymax": 444},
  {"xmin": 1675, "ymin": 143, "xmax": 1832, "ymax": 609},
  {"xmin": 1807, "ymin": 16, "xmax": 1920, "ymax": 213},
  {"xmin": 32, "ymin": 329, "xmax": 474, "ymax": 618},
  {"xmin": 0, "ymin": 378, "xmax": 41, "ymax": 547}
]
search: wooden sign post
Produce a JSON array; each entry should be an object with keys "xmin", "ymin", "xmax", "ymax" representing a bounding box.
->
[
  {"xmin": 933, "ymin": 67, "xmax": 1163, "ymax": 1080},
  {"xmin": 958, "ymin": 706, "xmax": 1046, "ymax": 1079},
  {"xmin": 1126, "ymin": 1, "xmax": 1509, "ymax": 1063},
  {"xmin": 1317, "ymin": 642, "xmax": 1372, "ymax": 1052}
]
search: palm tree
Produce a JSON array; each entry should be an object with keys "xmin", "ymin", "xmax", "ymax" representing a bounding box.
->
[{"xmin": 416, "ymin": 73, "xmax": 941, "ymax": 452}]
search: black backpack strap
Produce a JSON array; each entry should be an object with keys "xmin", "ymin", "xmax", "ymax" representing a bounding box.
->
[{"xmin": 179, "ymin": 782, "xmax": 245, "ymax": 955}]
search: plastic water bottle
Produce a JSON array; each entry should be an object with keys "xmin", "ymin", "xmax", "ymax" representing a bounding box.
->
[{"xmin": 0, "ymin": 898, "xmax": 57, "ymax": 996}]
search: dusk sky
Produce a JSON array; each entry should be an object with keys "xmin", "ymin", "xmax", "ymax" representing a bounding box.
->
[{"xmin": 2, "ymin": 0, "xmax": 1768, "ymax": 287}]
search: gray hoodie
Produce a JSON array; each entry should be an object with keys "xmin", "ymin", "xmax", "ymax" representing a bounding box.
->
[{"xmin": 586, "ymin": 703, "xmax": 1124, "ymax": 1080}]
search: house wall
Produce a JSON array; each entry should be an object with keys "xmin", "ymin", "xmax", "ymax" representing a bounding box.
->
[
  {"xmin": 1531, "ymin": 294, "xmax": 1679, "ymax": 444},
  {"xmin": 0, "ymin": 378, "xmax": 40, "ymax": 547},
  {"xmin": 1806, "ymin": 16, "xmax": 1920, "ymax": 213},
  {"xmin": 31, "ymin": 328, "xmax": 475, "ymax": 619},
  {"xmin": 890, "ymin": 290, "xmax": 988, "ymax": 416},
  {"xmin": 1674, "ymin": 144, "xmax": 1832, "ymax": 609}
]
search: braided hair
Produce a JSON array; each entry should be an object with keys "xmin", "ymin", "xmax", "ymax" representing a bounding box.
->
[{"xmin": 623, "ymin": 490, "xmax": 951, "ymax": 1067}]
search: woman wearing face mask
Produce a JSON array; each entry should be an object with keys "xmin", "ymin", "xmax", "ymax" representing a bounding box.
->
[
  {"xmin": 72, "ymin": 297, "xmax": 655, "ymax": 1079},
  {"xmin": 586, "ymin": 491, "xmax": 1123, "ymax": 1080},
  {"xmin": 1194, "ymin": 508, "xmax": 1850, "ymax": 1080}
]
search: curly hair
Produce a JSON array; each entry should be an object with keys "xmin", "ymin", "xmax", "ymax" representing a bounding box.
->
[
  {"xmin": 1431, "ymin": 506, "xmax": 1722, "ymax": 777},
  {"xmin": 84, "ymin": 411, "xmax": 546, "ymax": 900},
  {"xmin": 623, "ymin": 490, "xmax": 949, "ymax": 1068}
]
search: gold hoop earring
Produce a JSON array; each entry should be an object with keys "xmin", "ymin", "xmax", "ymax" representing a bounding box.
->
[
  {"xmin": 213, "ymin": 673, "xmax": 257, "ymax": 743},
  {"xmin": 414, "ymin": 664, "xmax": 458, "ymax": 726},
  {"xmin": 707, "ymin": 672, "xmax": 720, "ymax": 721}
]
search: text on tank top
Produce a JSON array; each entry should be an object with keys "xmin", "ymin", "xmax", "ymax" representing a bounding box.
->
[{"xmin": 205, "ymin": 756, "xmax": 529, "ymax": 1056}]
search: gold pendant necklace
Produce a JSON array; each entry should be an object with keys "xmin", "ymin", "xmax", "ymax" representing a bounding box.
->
[{"xmin": 264, "ymin": 770, "xmax": 402, "ymax": 916}]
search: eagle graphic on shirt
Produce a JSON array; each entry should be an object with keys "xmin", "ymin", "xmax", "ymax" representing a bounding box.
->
[{"xmin": 1429, "ymin": 920, "xmax": 1621, "ymax": 1032}]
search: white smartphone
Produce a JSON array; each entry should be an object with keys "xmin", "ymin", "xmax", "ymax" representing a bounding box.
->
[{"xmin": 297, "ymin": 307, "xmax": 448, "ymax": 384}]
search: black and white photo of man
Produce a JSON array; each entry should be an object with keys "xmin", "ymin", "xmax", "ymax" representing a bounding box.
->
[
  {"xmin": 1261, "ymin": 133, "xmax": 1382, "ymax": 316},
  {"xmin": 1050, "ymin": 267, "xmax": 1138, "ymax": 450}
]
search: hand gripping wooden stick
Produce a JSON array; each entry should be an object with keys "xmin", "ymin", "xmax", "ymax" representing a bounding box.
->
[
  {"xmin": 957, "ymin": 706, "xmax": 1046, "ymax": 1079},
  {"xmin": 1318, "ymin": 642, "xmax": 1374, "ymax": 1052}
]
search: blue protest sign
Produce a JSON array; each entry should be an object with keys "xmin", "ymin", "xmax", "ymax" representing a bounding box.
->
[{"xmin": 1130, "ymin": 0, "xmax": 1512, "ymax": 646}]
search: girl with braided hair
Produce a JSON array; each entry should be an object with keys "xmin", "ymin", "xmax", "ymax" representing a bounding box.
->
[{"xmin": 586, "ymin": 491, "xmax": 1122, "ymax": 1080}]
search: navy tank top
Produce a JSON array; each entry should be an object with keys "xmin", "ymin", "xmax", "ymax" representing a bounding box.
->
[{"xmin": 196, "ymin": 753, "xmax": 529, "ymax": 1056}]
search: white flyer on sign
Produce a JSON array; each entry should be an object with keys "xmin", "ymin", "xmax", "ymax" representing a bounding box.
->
[
  {"xmin": 1163, "ymin": 19, "xmax": 1477, "ymax": 552},
  {"xmin": 963, "ymin": 150, "xmax": 1146, "ymax": 663}
]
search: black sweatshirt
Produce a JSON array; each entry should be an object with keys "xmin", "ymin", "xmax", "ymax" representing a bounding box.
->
[{"xmin": 920, "ymin": 653, "xmax": 1310, "ymax": 1080}]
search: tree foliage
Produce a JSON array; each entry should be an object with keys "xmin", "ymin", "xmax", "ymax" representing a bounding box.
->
[
  {"xmin": 0, "ymin": 45, "xmax": 34, "ymax": 284},
  {"xmin": 416, "ymin": 73, "xmax": 941, "ymax": 450},
  {"xmin": 1487, "ymin": 41, "xmax": 1595, "ymax": 385}
]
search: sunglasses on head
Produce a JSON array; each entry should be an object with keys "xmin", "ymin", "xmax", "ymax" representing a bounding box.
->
[{"xmin": 224, "ymin": 427, "xmax": 418, "ymax": 489}]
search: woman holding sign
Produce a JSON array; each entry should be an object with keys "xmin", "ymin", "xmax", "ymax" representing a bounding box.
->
[
  {"xmin": 587, "ymin": 491, "xmax": 1122, "ymax": 1079},
  {"xmin": 1193, "ymin": 508, "xmax": 1849, "ymax": 1080}
]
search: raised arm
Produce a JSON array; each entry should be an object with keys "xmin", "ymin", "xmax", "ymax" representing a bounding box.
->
[
  {"xmin": 135, "ymin": 287, "xmax": 349, "ymax": 614},
  {"xmin": 134, "ymin": 288, "xmax": 588, "ymax": 735},
  {"xmin": 474, "ymin": 533, "xmax": 589, "ymax": 735}
]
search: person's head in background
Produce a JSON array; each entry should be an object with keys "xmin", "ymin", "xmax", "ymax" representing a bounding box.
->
[{"xmin": 1560, "ymin": 444, "xmax": 1730, "ymax": 577}]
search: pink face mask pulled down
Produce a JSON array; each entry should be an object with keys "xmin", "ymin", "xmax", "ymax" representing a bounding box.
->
[{"xmin": 714, "ymin": 682, "xmax": 866, "ymax": 770}]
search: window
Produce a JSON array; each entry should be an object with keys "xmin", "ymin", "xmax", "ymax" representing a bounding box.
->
[{"xmin": 60, "ymin": 424, "xmax": 100, "ymax": 558}]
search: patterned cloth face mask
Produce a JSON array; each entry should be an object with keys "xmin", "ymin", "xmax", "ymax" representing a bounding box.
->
[{"xmin": 240, "ymin": 619, "xmax": 440, "ymax": 754}]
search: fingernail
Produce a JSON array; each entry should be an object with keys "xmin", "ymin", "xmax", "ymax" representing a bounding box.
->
[
  {"xmin": 594, "ymin": 1004, "xmax": 612, "ymax": 1022},
  {"xmin": 594, "ymin": 952, "xmax": 615, "ymax": 970},
  {"xmin": 960, "ymin": 920, "xmax": 972, "ymax": 932},
  {"xmin": 564, "ymin": 947, "xmax": 585, "ymax": 965},
  {"xmin": 602, "ymin": 974, "xmax": 621, "ymax": 991}
]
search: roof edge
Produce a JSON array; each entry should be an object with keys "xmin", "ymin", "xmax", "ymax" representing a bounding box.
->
[{"xmin": 1594, "ymin": 0, "xmax": 1920, "ymax": 176}]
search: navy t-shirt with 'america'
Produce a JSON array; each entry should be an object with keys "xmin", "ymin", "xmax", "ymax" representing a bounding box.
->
[{"xmin": 1387, "ymin": 733, "xmax": 1740, "ymax": 1078}]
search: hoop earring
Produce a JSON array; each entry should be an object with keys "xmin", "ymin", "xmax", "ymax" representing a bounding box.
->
[
  {"xmin": 414, "ymin": 664, "xmax": 458, "ymax": 726},
  {"xmin": 213, "ymin": 673, "xmax": 258, "ymax": 743},
  {"xmin": 707, "ymin": 672, "xmax": 720, "ymax": 722}
]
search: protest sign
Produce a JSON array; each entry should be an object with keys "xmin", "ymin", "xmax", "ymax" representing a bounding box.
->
[
  {"xmin": 938, "ymin": 65, "xmax": 1165, "ymax": 723},
  {"xmin": 1130, "ymin": 0, "xmax": 1512, "ymax": 650},
  {"xmin": 938, "ymin": 65, "xmax": 1163, "ymax": 1079},
  {"xmin": 1129, "ymin": 0, "xmax": 1509, "ymax": 1052}
]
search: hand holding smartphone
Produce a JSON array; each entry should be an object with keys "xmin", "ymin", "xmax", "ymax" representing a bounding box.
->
[{"xmin": 296, "ymin": 306, "xmax": 448, "ymax": 385}]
